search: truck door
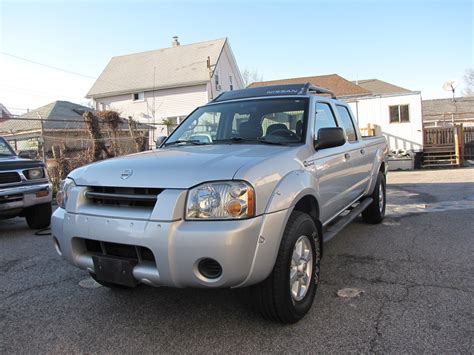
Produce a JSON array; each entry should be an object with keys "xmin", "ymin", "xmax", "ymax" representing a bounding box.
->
[
  {"xmin": 335, "ymin": 104, "xmax": 371, "ymax": 201},
  {"xmin": 309, "ymin": 102, "xmax": 356, "ymax": 223}
]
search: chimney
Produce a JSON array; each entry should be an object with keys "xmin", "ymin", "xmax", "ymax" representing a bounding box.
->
[{"xmin": 172, "ymin": 36, "xmax": 180, "ymax": 47}]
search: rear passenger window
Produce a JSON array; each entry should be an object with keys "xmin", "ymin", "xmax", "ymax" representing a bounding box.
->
[
  {"xmin": 336, "ymin": 105, "xmax": 358, "ymax": 142},
  {"xmin": 314, "ymin": 103, "xmax": 338, "ymax": 138}
]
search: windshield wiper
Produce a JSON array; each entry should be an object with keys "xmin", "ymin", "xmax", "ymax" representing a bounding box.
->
[
  {"xmin": 214, "ymin": 137, "xmax": 287, "ymax": 146},
  {"xmin": 163, "ymin": 139, "xmax": 208, "ymax": 147}
]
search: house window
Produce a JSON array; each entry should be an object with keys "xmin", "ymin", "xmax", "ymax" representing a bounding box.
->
[
  {"xmin": 229, "ymin": 75, "xmax": 233, "ymax": 91},
  {"xmin": 389, "ymin": 104, "xmax": 410, "ymax": 123},
  {"xmin": 215, "ymin": 72, "xmax": 220, "ymax": 91},
  {"xmin": 132, "ymin": 92, "xmax": 145, "ymax": 101}
]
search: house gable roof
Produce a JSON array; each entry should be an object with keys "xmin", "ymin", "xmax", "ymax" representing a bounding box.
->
[
  {"xmin": 248, "ymin": 74, "xmax": 372, "ymax": 97},
  {"xmin": 0, "ymin": 104, "xmax": 12, "ymax": 120},
  {"xmin": 87, "ymin": 38, "xmax": 227, "ymax": 98},
  {"xmin": 0, "ymin": 101, "xmax": 152, "ymax": 134},
  {"xmin": 0, "ymin": 101, "xmax": 92, "ymax": 133},
  {"xmin": 352, "ymin": 79, "xmax": 412, "ymax": 95}
]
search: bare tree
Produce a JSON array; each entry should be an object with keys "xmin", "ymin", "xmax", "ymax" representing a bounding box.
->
[
  {"xmin": 462, "ymin": 68, "xmax": 474, "ymax": 96},
  {"xmin": 242, "ymin": 68, "xmax": 264, "ymax": 87}
]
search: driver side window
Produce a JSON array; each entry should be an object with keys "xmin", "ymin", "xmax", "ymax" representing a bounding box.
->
[{"xmin": 314, "ymin": 102, "xmax": 338, "ymax": 138}]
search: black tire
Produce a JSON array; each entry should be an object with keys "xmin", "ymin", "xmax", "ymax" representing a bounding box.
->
[
  {"xmin": 24, "ymin": 202, "xmax": 52, "ymax": 230},
  {"xmin": 251, "ymin": 211, "xmax": 321, "ymax": 324},
  {"xmin": 89, "ymin": 273, "xmax": 130, "ymax": 289},
  {"xmin": 362, "ymin": 171, "xmax": 386, "ymax": 224}
]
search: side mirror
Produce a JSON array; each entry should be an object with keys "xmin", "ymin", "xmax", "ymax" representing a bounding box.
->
[
  {"xmin": 155, "ymin": 136, "xmax": 167, "ymax": 148},
  {"xmin": 314, "ymin": 127, "xmax": 346, "ymax": 150}
]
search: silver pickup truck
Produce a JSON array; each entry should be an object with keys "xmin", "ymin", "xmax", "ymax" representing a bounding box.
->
[
  {"xmin": 0, "ymin": 137, "xmax": 52, "ymax": 229},
  {"xmin": 52, "ymin": 84, "xmax": 387, "ymax": 323}
]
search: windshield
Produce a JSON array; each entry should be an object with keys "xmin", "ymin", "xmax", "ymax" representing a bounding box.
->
[
  {"xmin": 0, "ymin": 138, "xmax": 15, "ymax": 156},
  {"xmin": 164, "ymin": 98, "xmax": 308, "ymax": 146}
]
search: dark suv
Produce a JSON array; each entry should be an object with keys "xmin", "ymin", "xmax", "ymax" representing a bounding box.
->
[{"xmin": 0, "ymin": 137, "xmax": 52, "ymax": 229}]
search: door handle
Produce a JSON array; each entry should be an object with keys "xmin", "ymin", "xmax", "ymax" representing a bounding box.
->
[
  {"xmin": 360, "ymin": 149, "xmax": 366, "ymax": 155},
  {"xmin": 344, "ymin": 153, "xmax": 351, "ymax": 159}
]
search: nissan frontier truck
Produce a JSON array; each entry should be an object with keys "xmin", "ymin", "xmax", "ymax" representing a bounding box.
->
[{"xmin": 52, "ymin": 84, "xmax": 388, "ymax": 323}]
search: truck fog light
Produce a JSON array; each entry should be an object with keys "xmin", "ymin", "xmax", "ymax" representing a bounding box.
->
[{"xmin": 198, "ymin": 258, "xmax": 222, "ymax": 279}]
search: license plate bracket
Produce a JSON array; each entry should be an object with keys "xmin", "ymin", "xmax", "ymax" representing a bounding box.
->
[{"xmin": 92, "ymin": 255, "xmax": 138, "ymax": 287}]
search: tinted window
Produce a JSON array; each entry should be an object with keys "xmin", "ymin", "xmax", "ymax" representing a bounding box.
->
[
  {"xmin": 336, "ymin": 105, "xmax": 357, "ymax": 142},
  {"xmin": 314, "ymin": 103, "xmax": 338, "ymax": 138}
]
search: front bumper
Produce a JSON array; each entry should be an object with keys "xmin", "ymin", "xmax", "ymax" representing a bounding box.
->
[
  {"xmin": 0, "ymin": 182, "xmax": 52, "ymax": 212},
  {"xmin": 51, "ymin": 206, "xmax": 289, "ymax": 289}
]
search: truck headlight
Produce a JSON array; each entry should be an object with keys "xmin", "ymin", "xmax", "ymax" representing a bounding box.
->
[
  {"xmin": 24, "ymin": 168, "xmax": 45, "ymax": 179},
  {"xmin": 186, "ymin": 181, "xmax": 255, "ymax": 220},
  {"xmin": 56, "ymin": 178, "xmax": 76, "ymax": 209}
]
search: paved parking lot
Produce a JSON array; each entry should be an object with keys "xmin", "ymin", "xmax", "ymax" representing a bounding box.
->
[{"xmin": 1, "ymin": 168, "xmax": 473, "ymax": 353}]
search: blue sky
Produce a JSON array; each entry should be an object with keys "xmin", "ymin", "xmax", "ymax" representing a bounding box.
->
[{"xmin": 0, "ymin": 0, "xmax": 472, "ymax": 113}]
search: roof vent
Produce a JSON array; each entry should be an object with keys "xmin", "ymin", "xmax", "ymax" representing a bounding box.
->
[{"xmin": 172, "ymin": 36, "xmax": 180, "ymax": 47}]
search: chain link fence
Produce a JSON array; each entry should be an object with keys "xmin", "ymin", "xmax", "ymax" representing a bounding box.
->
[{"xmin": 0, "ymin": 112, "xmax": 170, "ymax": 192}]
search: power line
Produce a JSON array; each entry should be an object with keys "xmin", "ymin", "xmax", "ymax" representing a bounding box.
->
[
  {"xmin": 1, "ymin": 51, "xmax": 131, "ymax": 92},
  {"xmin": 1, "ymin": 51, "xmax": 97, "ymax": 80}
]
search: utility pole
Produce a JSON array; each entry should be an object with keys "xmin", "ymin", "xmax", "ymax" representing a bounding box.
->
[
  {"xmin": 207, "ymin": 56, "xmax": 214, "ymax": 100},
  {"xmin": 37, "ymin": 112, "xmax": 46, "ymax": 162}
]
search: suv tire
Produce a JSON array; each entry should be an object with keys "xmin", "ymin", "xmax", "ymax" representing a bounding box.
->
[
  {"xmin": 362, "ymin": 171, "xmax": 386, "ymax": 224},
  {"xmin": 251, "ymin": 211, "xmax": 321, "ymax": 323},
  {"xmin": 25, "ymin": 202, "xmax": 52, "ymax": 230}
]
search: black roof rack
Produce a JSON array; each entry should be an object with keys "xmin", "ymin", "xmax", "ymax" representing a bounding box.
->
[{"xmin": 211, "ymin": 83, "xmax": 336, "ymax": 102}]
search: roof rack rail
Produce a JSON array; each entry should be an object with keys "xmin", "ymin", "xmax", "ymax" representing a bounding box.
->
[
  {"xmin": 211, "ymin": 83, "xmax": 336, "ymax": 102},
  {"xmin": 304, "ymin": 83, "xmax": 337, "ymax": 99}
]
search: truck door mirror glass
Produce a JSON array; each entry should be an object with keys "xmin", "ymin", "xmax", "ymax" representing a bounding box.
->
[
  {"xmin": 155, "ymin": 136, "xmax": 167, "ymax": 148},
  {"xmin": 314, "ymin": 127, "xmax": 346, "ymax": 150}
]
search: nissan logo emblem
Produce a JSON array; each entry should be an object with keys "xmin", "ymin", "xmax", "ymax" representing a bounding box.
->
[{"xmin": 120, "ymin": 169, "xmax": 133, "ymax": 180}]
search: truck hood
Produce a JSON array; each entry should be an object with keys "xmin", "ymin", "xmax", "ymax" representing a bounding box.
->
[
  {"xmin": 0, "ymin": 155, "xmax": 45, "ymax": 170},
  {"xmin": 70, "ymin": 145, "xmax": 292, "ymax": 189}
]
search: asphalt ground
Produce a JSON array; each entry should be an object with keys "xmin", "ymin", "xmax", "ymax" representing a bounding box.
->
[{"xmin": 1, "ymin": 168, "xmax": 473, "ymax": 353}]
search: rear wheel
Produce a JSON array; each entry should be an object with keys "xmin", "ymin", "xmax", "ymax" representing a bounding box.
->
[
  {"xmin": 25, "ymin": 202, "xmax": 52, "ymax": 230},
  {"xmin": 362, "ymin": 171, "xmax": 386, "ymax": 224},
  {"xmin": 251, "ymin": 211, "xmax": 321, "ymax": 324}
]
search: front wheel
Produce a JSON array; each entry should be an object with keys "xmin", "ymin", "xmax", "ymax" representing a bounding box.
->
[
  {"xmin": 362, "ymin": 171, "xmax": 386, "ymax": 224},
  {"xmin": 251, "ymin": 211, "xmax": 321, "ymax": 323},
  {"xmin": 24, "ymin": 202, "xmax": 52, "ymax": 229}
]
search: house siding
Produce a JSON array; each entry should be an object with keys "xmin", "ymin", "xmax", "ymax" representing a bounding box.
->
[
  {"xmin": 94, "ymin": 84, "xmax": 209, "ymax": 123},
  {"xmin": 210, "ymin": 42, "xmax": 244, "ymax": 99},
  {"xmin": 345, "ymin": 92, "xmax": 423, "ymax": 152}
]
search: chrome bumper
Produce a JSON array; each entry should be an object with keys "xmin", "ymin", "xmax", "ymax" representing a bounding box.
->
[{"xmin": 0, "ymin": 183, "xmax": 52, "ymax": 211}]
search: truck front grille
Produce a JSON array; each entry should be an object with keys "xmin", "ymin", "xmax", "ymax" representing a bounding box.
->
[
  {"xmin": 0, "ymin": 172, "xmax": 21, "ymax": 184},
  {"xmin": 85, "ymin": 186, "xmax": 162, "ymax": 208},
  {"xmin": 83, "ymin": 238, "xmax": 156, "ymax": 262},
  {"xmin": 0, "ymin": 193, "xmax": 23, "ymax": 204}
]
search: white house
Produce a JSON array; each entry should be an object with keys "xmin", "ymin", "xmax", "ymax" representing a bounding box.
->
[
  {"xmin": 346, "ymin": 79, "xmax": 423, "ymax": 152},
  {"xmin": 86, "ymin": 37, "xmax": 244, "ymax": 134},
  {"xmin": 250, "ymin": 76, "xmax": 423, "ymax": 152}
]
